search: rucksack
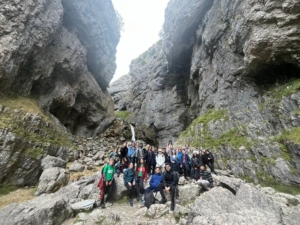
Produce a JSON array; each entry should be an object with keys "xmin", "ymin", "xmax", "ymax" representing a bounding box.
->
[{"xmin": 144, "ymin": 190, "xmax": 156, "ymax": 209}]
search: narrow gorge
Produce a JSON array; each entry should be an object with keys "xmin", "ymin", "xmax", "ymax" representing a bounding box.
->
[{"xmin": 0, "ymin": 0, "xmax": 300, "ymax": 224}]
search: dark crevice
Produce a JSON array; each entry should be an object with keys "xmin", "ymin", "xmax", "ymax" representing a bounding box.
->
[{"xmin": 220, "ymin": 183, "xmax": 237, "ymax": 195}]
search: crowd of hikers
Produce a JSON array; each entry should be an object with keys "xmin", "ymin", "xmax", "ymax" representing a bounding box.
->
[{"xmin": 97, "ymin": 140, "xmax": 215, "ymax": 211}]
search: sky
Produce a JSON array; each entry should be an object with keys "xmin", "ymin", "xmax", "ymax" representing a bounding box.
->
[{"xmin": 111, "ymin": 0, "xmax": 170, "ymax": 83}]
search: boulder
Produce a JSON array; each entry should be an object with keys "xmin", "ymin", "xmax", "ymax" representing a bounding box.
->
[
  {"xmin": 173, "ymin": 204, "xmax": 189, "ymax": 218},
  {"xmin": 79, "ymin": 184, "xmax": 94, "ymax": 200},
  {"xmin": 35, "ymin": 167, "xmax": 68, "ymax": 196},
  {"xmin": 189, "ymin": 184, "xmax": 282, "ymax": 224},
  {"xmin": 0, "ymin": 194, "xmax": 72, "ymax": 225},
  {"xmin": 148, "ymin": 204, "xmax": 169, "ymax": 219},
  {"xmin": 178, "ymin": 185, "xmax": 200, "ymax": 204},
  {"xmin": 71, "ymin": 199, "xmax": 96, "ymax": 214},
  {"xmin": 102, "ymin": 213, "xmax": 120, "ymax": 225},
  {"xmin": 69, "ymin": 162, "xmax": 85, "ymax": 172},
  {"xmin": 41, "ymin": 155, "xmax": 67, "ymax": 170}
]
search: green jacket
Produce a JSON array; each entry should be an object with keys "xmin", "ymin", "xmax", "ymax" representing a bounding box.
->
[{"xmin": 199, "ymin": 170, "xmax": 214, "ymax": 187}]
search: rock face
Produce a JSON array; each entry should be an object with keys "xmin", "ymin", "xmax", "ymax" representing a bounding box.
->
[
  {"xmin": 0, "ymin": 0, "xmax": 120, "ymax": 137},
  {"xmin": 109, "ymin": 0, "xmax": 300, "ymax": 184}
]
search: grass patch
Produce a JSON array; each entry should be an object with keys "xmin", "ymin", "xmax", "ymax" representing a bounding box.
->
[
  {"xmin": 268, "ymin": 78, "xmax": 300, "ymax": 104},
  {"xmin": 0, "ymin": 185, "xmax": 18, "ymax": 196},
  {"xmin": 276, "ymin": 127, "xmax": 300, "ymax": 144},
  {"xmin": 260, "ymin": 175, "xmax": 300, "ymax": 195},
  {"xmin": 114, "ymin": 111, "xmax": 132, "ymax": 121},
  {"xmin": 24, "ymin": 148, "xmax": 44, "ymax": 159},
  {"xmin": 0, "ymin": 93, "xmax": 74, "ymax": 148}
]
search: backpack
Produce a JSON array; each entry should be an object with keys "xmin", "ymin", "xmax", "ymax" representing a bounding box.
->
[{"xmin": 144, "ymin": 190, "xmax": 156, "ymax": 209}]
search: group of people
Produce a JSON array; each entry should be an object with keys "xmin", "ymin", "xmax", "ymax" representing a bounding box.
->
[{"xmin": 97, "ymin": 140, "xmax": 215, "ymax": 211}]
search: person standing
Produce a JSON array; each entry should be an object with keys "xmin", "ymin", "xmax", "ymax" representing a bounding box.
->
[
  {"xmin": 197, "ymin": 164, "xmax": 214, "ymax": 191},
  {"xmin": 100, "ymin": 158, "xmax": 116, "ymax": 208},
  {"xmin": 177, "ymin": 148, "xmax": 183, "ymax": 175},
  {"xmin": 158, "ymin": 163, "xmax": 179, "ymax": 211},
  {"xmin": 146, "ymin": 145, "xmax": 155, "ymax": 176},
  {"xmin": 181, "ymin": 150, "xmax": 190, "ymax": 179},
  {"xmin": 136, "ymin": 158, "xmax": 147, "ymax": 201},
  {"xmin": 127, "ymin": 142, "xmax": 136, "ymax": 166},
  {"xmin": 136, "ymin": 143, "xmax": 147, "ymax": 167},
  {"xmin": 170, "ymin": 149, "xmax": 179, "ymax": 172},
  {"xmin": 124, "ymin": 163, "xmax": 138, "ymax": 206},
  {"xmin": 156, "ymin": 149, "xmax": 165, "ymax": 172},
  {"xmin": 206, "ymin": 149, "xmax": 217, "ymax": 174},
  {"xmin": 120, "ymin": 142, "xmax": 128, "ymax": 162}
]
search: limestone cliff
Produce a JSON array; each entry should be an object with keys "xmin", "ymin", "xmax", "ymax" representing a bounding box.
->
[
  {"xmin": 0, "ymin": 0, "xmax": 120, "ymax": 136},
  {"xmin": 0, "ymin": 0, "xmax": 120, "ymax": 187},
  {"xmin": 110, "ymin": 0, "xmax": 300, "ymax": 186}
]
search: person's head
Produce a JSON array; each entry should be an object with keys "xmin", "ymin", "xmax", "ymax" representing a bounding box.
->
[
  {"xmin": 187, "ymin": 148, "xmax": 191, "ymax": 153},
  {"xmin": 168, "ymin": 140, "xmax": 172, "ymax": 145},
  {"xmin": 140, "ymin": 158, "xmax": 144, "ymax": 164},
  {"xmin": 155, "ymin": 167, "xmax": 161, "ymax": 174},
  {"xmin": 206, "ymin": 149, "xmax": 210, "ymax": 154},
  {"xmin": 165, "ymin": 163, "xmax": 171, "ymax": 172},
  {"xmin": 183, "ymin": 150, "xmax": 186, "ymax": 155},
  {"xmin": 148, "ymin": 145, "xmax": 152, "ymax": 151},
  {"xmin": 123, "ymin": 142, "xmax": 127, "ymax": 147},
  {"xmin": 185, "ymin": 144, "xmax": 189, "ymax": 148},
  {"xmin": 154, "ymin": 146, "xmax": 158, "ymax": 151},
  {"xmin": 114, "ymin": 148, "xmax": 118, "ymax": 152},
  {"xmin": 193, "ymin": 151, "xmax": 197, "ymax": 157},
  {"xmin": 200, "ymin": 164, "xmax": 206, "ymax": 171},
  {"xmin": 131, "ymin": 142, "xmax": 135, "ymax": 147},
  {"xmin": 139, "ymin": 143, "xmax": 143, "ymax": 148},
  {"xmin": 172, "ymin": 149, "xmax": 176, "ymax": 155},
  {"xmin": 158, "ymin": 149, "xmax": 163, "ymax": 154},
  {"xmin": 162, "ymin": 148, "xmax": 166, "ymax": 152},
  {"xmin": 178, "ymin": 148, "xmax": 182, "ymax": 153},
  {"xmin": 109, "ymin": 158, "xmax": 115, "ymax": 166},
  {"xmin": 116, "ymin": 156, "xmax": 120, "ymax": 162},
  {"xmin": 129, "ymin": 162, "xmax": 134, "ymax": 169}
]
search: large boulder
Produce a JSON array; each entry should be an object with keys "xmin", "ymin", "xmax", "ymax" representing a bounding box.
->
[
  {"xmin": 69, "ymin": 161, "xmax": 85, "ymax": 172},
  {"xmin": 35, "ymin": 167, "xmax": 69, "ymax": 196},
  {"xmin": 71, "ymin": 199, "xmax": 96, "ymax": 214},
  {"xmin": 41, "ymin": 155, "xmax": 67, "ymax": 170},
  {"xmin": 189, "ymin": 184, "xmax": 282, "ymax": 224},
  {"xmin": 0, "ymin": 194, "xmax": 72, "ymax": 225}
]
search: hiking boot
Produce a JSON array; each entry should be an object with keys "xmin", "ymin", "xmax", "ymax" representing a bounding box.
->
[
  {"xmin": 159, "ymin": 198, "xmax": 167, "ymax": 204},
  {"xmin": 170, "ymin": 202, "xmax": 175, "ymax": 211},
  {"xmin": 100, "ymin": 200, "xmax": 105, "ymax": 209},
  {"xmin": 129, "ymin": 199, "xmax": 133, "ymax": 207}
]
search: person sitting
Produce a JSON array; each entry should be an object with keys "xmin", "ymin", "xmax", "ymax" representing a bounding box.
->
[
  {"xmin": 123, "ymin": 162, "xmax": 138, "ymax": 207},
  {"xmin": 196, "ymin": 164, "xmax": 214, "ymax": 191},
  {"xmin": 145, "ymin": 166, "xmax": 162, "ymax": 194},
  {"xmin": 120, "ymin": 157, "xmax": 129, "ymax": 173},
  {"xmin": 158, "ymin": 163, "xmax": 179, "ymax": 211},
  {"xmin": 109, "ymin": 148, "xmax": 119, "ymax": 160}
]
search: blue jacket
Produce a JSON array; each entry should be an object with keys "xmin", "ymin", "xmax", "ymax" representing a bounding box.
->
[
  {"xmin": 177, "ymin": 152, "xmax": 183, "ymax": 163},
  {"xmin": 127, "ymin": 146, "xmax": 136, "ymax": 157},
  {"xmin": 149, "ymin": 173, "xmax": 162, "ymax": 188}
]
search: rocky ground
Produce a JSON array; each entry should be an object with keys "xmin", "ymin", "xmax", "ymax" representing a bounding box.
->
[{"xmin": 1, "ymin": 164, "xmax": 300, "ymax": 225}]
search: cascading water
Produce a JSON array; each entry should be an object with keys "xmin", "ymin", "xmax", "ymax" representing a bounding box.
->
[{"xmin": 130, "ymin": 124, "xmax": 136, "ymax": 142}]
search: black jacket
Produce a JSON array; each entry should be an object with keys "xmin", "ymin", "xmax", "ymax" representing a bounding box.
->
[
  {"xmin": 162, "ymin": 169, "xmax": 179, "ymax": 187},
  {"xmin": 120, "ymin": 146, "xmax": 128, "ymax": 158}
]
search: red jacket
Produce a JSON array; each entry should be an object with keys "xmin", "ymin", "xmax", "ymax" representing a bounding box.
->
[{"xmin": 136, "ymin": 166, "xmax": 147, "ymax": 180}]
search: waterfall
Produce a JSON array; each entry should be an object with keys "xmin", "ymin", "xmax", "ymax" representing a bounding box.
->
[{"xmin": 130, "ymin": 124, "xmax": 136, "ymax": 142}]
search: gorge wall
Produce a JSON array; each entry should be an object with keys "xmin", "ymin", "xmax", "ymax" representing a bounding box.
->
[
  {"xmin": 0, "ymin": 0, "xmax": 120, "ymax": 187},
  {"xmin": 110, "ymin": 0, "xmax": 300, "ymax": 186}
]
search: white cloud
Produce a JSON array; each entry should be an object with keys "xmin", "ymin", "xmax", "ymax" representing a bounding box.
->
[{"xmin": 111, "ymin": 0, "xmax": 169, "ymax": 83}]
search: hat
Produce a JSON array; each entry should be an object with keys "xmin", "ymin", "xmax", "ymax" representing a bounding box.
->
[
  {"xmin": 158, "ymin": 149, "xmax": 163, "ymax": 152},
  {"xmin": 165, "ymin": 162, "xmax": 171, "ymax": 167}
]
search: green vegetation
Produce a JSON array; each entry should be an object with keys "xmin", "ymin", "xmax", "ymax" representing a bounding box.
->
[
  {"xmin": 275, "ymin": 127, "xmax": 300, "ymax": 144},
  {"xmin": 24, "ymin": 148, "xmax": 44, "ymax": 159},
  {"xmin": 268, "ymin": 78, "xmax": 300, "ymax": 104},
  {"xmin": 0, "ymin": 185, "xmax": 18, "ymax": 196},
  {"xmin": 260, "ymin": 176, "xmax": 300, "ymax": 196},
  {"xmin": 180, "ymin": 109, "xmax": 228, "ymax": 138},
  {"xmin": 0, "ymin": 93, "xmax": 74, "ymax": 148},
  {"xmin": 114, "ymin": 111, "xmax": 132, "ymax": 121}
]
